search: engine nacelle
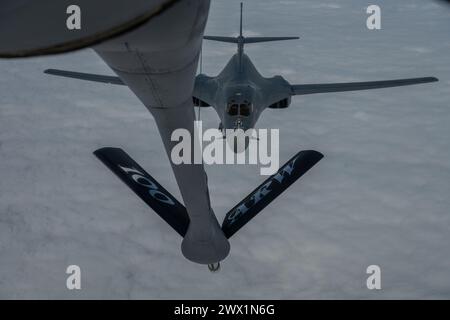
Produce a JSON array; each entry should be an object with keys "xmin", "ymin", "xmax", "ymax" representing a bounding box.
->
[
  {"xmin": 193, "ymin": 97, "xmax": 210, "ymax": 107},
  {"xmin": 268, "ymin": 97, "xmax": 291, "ymax": 109}
]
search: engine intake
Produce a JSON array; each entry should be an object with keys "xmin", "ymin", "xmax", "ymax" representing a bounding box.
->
[{"xmin": 268, "ymin": 97, "xmax": 291, "ymax": 109}]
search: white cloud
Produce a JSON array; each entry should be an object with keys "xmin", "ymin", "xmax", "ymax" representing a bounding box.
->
[{"xmin": 0, "ymin": 0, "xmax": 449, "ymax": 299}]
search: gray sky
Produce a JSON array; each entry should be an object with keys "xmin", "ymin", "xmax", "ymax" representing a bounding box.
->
[{"xmin": 0, "ymin": 0, "xmax": 449, "ymax": 299}]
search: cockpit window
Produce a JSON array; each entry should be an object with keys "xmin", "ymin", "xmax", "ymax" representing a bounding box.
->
[
  {"xmin": 240, "ymin": 101, "xmax": 252, "ymax": 117},
  {"xmin": 227, "ymin": 101, "xmax": 253, "ymax": 117},
  {"xmin": 227, "ymin": 104, "xmax": 239, "ymax": 116}
]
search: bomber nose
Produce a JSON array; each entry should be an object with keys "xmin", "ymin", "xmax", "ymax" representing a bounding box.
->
[{"xmin": 226, "ymin": 128, "xmax": 251, "ymax": 154}]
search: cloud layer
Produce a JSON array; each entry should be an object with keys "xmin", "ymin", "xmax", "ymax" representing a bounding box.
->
[{"xmin": 0, "ymin": 0, "xmax": 449, "ymax": 299}]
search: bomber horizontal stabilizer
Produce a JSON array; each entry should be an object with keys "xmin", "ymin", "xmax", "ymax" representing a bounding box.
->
[
  {"xmin": 244, "ymin": 37, "xmax": 300, "ymax": 43},
  {"xmin": 94, "ymin": 147, "xmax": 190, "ymax": 237},
  {"xmin": 204, "ymin": 3, "xmax": 299, "ymax": 46},
  {"xmin": 204, "ymin": 36, "xmax": 299, "ymax": 44},
  {"xmin": 222, "ymin": 150, "xmax": 324, "ymax": 238}
]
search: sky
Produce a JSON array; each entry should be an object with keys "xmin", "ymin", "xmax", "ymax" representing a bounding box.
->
[{"xmin": 0, "ymin": 0, "xmax": 449, "ymax": 299}]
